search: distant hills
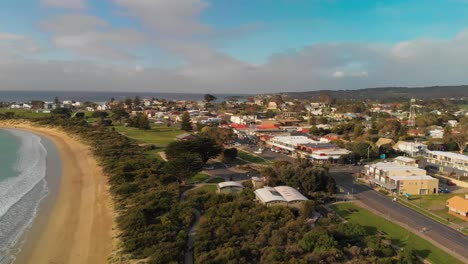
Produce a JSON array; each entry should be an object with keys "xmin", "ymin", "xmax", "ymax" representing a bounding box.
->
[{"xmin": 282, "ymin": 86, "xmax": 468, "ymax": 101}]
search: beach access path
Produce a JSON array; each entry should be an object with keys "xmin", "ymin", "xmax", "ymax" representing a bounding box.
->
[{"xmin": 0, "ymin": 121, "xmax": 115, "ymax": 264}]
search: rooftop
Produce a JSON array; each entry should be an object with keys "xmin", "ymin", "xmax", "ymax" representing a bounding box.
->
[
  {"xmin": 255, "ymin": 186, "xmax": 308, "ymax": 203},
  {"xmin": 447, "ymin": 196, "xmax": 468, "ymax": 212},
  {"xmin": 426, "ymin": 151, "xmax": 468, "ymax": 161},
  {"xmin": 217, "ymin": 181, "xmax": 245, "ymax": 189}
]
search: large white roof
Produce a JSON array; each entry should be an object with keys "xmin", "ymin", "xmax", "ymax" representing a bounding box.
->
[
  {"xmin": 389, "ymin": 175, "xmax": 437, "ymax": 181},
  {"xmin": 217, "ymin": 181, "xmax": 245, "ymax": 189},
  {"xmin": 255, "ymin": 186, "xmax": 308, "ymax": 203},
  {"xmin": 255, "ymin": 187, "xmax": 286, "ymax": 203},
  {"xmin": 394, "ymin": 156, "xmax": 416, "ymax": 163}
]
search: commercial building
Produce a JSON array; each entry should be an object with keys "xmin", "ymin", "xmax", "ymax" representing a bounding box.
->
[
  {"xmin": 217, "ymin": 181, "xmax": 245, "ymax": 194},
  {"xmin": 446, "ymin": 195, "xmax": 468, "ymax": 220},
  {"xmin": 254, "ymin": 186, "xmax": 308, "ymax": 208},
  {"xmin": 393, "ymin": 156, "xmax": 418, "ymax": 167},
  {"xmin": 425, "ymin": 151, "xmax": 468, "ymax": 178},
  {"xmin": 365, "ymin": 162, "xmax": 438, "ymax": 195},
  {"xmin": 268, "ymin": 136, "xmax": 316, "ymax": 153}
]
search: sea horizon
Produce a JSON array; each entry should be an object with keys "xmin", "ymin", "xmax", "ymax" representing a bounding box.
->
[{"xmin": 0, "ymin": 90, "xmax": 251, "ymax": 103}]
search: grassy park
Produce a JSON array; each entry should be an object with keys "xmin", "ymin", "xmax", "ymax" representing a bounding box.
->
[
  {"xmin": 189, "ymin": 173, "xmax": 211, "ymax": 184},
  {"xmin": 237, "ymin": 150, "xmax": 272, "ymax": 164},
  {"xmin": 114, "ymin": 124, "xmax": 184, "ymax": 147},
  {"xmin": 332, "ymin": 203, "xmax": 463, "ymax": 264},
  {"xmin": 0, "ymin": 108, "xmax": 50, "ymax": 119}
]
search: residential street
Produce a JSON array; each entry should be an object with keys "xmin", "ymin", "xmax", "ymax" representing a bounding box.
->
[{"xmin": 331, "ymin": 166, "xmax": 468, "ymax": 263}]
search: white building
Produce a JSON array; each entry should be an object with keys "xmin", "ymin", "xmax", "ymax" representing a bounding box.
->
[
  {"xmin": 425, "ymin": 151, "xmax": 468, "ymax": 177},
  {"xmin": 269, "ymin": 136, "xmax": 317, "ymax": 153},
  {"xmin": 254, "ymin": 186, "xmax": 308, "ymax": 208},
  {"xmin": 428, "ymin": 128, "xmax": 444, "ymax": 139},
  {"xmin": 393, "ymin": 141, "xmax": 427, "ymax": 156}
]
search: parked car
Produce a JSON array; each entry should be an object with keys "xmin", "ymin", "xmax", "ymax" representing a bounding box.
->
[
  {"xmin": 253, "ymin": 149, "xmax": 263, "ymax": 154},
  {"xmin": 447, "ymin": 181, "xmax": 457, "ymax": 186},
  {"xmin": 204, "ymin": 166, "xmax": 215, "ymax": 170},
  {"xmin": 439, "ymin": 188, "xmax": 450, "ymax": 194}
]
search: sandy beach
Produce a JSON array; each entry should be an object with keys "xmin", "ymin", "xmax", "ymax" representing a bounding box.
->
[{"xmin": 0, "ymin": 121, "xmax": 115, "ymax": 264}]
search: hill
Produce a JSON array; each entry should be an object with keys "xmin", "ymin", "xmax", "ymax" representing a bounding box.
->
[{"xmin": 282, "ymin": 86, "xmax": 468, "ymax": 101}]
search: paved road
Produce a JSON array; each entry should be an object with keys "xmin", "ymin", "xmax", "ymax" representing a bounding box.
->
[
  {"xmin": 181, "ymin": 186, "xmax": 202, "ymax": 264},
  {"xmin": 330, "ymin": 166, "xmax": 468, "ymax": 262},
  {"xmin": 241, "ymin": 145, "xmax": 294, "ymax": 163}
]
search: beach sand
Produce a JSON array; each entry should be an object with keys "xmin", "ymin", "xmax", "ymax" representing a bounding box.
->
[{"xmin": 0, "ymin": 121, "xmax": 115, "ymax": 264}]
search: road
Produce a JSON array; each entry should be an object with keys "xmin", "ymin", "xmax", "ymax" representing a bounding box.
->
[
  {"xmin": 181, "ymin": 186, "xmax": 202, "ymax": 264},
  {"xmin": 331, "ymin": 166, "xmax": 468, "ymax": 263},
  {"xmin": 240, "ymin": 145, "xmax": 294, "ymax": 163}
]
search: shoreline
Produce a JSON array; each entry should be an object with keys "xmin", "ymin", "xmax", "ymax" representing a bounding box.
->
[{"xmin": 0, "ymin": 121, "xmax": 115, "ymax": 264}]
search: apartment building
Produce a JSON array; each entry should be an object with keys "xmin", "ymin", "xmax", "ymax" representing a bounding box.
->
[{"xmin": 425, "ymin": 151, "xmax": 468, "ymax": 177}]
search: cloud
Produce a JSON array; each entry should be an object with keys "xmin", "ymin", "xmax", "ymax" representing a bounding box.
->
[
  {"xmin": 39, "ymin": 14, "xmax": 146, "ymax": 60},
  {"xmin": 42, "ymin": 0, "xmax": 87, "ymax": 10},
  {"xmin": 114, "ymin": 0, "xmax": 211, "ymax": 37},
  {"xmin": 0, "ymin": 32, "xmax": 40, "ymax": 60}
]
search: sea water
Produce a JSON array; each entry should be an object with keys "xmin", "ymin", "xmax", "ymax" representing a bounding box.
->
[{"xmin": 0, "ymin": 129, "xmax": 48, "ymax": 264}]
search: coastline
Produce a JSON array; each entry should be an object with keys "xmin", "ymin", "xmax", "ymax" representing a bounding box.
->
[{"xmin": 0, "ymin": 121, "xmax": 115, "ymax": 264}]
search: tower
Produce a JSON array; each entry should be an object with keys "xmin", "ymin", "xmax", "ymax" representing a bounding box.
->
[{"xmin": 409, "ymin": 98, "xmax": 416, "ymax": 127}]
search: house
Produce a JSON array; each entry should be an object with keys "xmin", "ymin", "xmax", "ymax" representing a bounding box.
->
[
  {"xmin": 428, "ymin": 128, "xmax": 444, "ymax": 139},
  {"xmin": 175, "ymin": 133, "xmax": 198, "ymax": 141},
  {"xmin": 393, "ymin": 156, "xmax": 418, "ymax": 167},
  {"xmin": 376, "ymin": 138, "xmax": 396, "ymax": 148},
  {"xmin": 408, "ymin": 129, "xmax": 425, "ymax": 137},
  {"xmin": 446, "ymin": 195, "xmax": 468, "ymax": 220},
  {"xmin": 447, "ymin": 120, "xmax": 459, "ymax": 127},
  {"xmin": 217, "ymin": 181, "xmax": 245, "ymax": 194},
  {"xmin": 425, "ymin": 151, "xmax": 468, "ymax": 177},
  {"xmin": 254, "ymin": 186, "xmax": 308, "ymax": 208},
  {"xmin": 267, "ymin": 102, "xmax": 278, "ymax": 110},
  {"xmin": 393, "ymin": 141, "xmax": 427, "ymax": 156}
]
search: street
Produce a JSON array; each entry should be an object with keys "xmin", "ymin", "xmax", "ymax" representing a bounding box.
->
[{"xmin": 331, "ymin": 166, "xmax": 468, "ymax": 263}]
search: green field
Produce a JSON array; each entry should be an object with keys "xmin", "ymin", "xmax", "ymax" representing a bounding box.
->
[
  {"xmin": 0, "ymin": 108, "xmax": 50, "ymax": 119},
  {"xmin": 237, "ymin": 150, "xmax": 271, "ymax": 164},
  {"xmin": 114, "ymin": 125, "xmax": 184, "ymax": 146},
  {"xmin": 403, "ymin": 194, "xmax": 466, "ymax": 224},
  {"xmin": 332, "ymin": 203, "xmax": 463, "ymax": 264},
  {"xmin": 188, "ymin": 184, "xmax": 218, "ymax": 195},
  {"xmin": 189, "ymin": 173, "xmax": 211, "ymax": 184}
]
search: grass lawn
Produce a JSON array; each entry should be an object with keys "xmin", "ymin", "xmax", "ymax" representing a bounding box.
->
[
  {"xmin": 114, "ymin": 125, "xmax": 184, "ymax": 146},
  {"xmin": 205, "ymin": 177, "xmax": 224, "ymax": 184},
  {"xmin": 458, "ymin": 104, "xmax": 468, "ymax": 110},
  {"xmin": 0, "ymin": 108, "xmax": 50, "ymax": 119},
  {"xmin": 404, "ymin": 193, "xmax": 466, "ymax": 224},
  {"xmin": 332, "ymin": 203, "xmax": 464, "ymax": 264},
  {"xmin": 237, "ymin": 150, "xmax": 271, "ymax": 164},
  {"xmin": 189, "ymin": 173, "xmax": 211, "ymax": 184},
  {"xmin": 187, "ymin": 184, "xmax": 218, "ymax": 195}
]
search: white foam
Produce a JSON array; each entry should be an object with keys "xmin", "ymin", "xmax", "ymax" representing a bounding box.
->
[{"xmin": 0, "ymin": 130, "xmax": 47, "ymax": 218}]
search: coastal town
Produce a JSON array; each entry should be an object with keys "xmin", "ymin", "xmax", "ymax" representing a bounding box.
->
[{"xmin": 0, "ymin": 92, "xmax": 467, "ymax": 263}]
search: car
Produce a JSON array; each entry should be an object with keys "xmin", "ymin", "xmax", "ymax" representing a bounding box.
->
[
  {"xmin": 447, "ymin": 181, "xmax": 457, "ymax": 186},
  {"xmin": 439, "ymin": 188, "xmax": 450, "ymax": 193},
  {"xmin": 204, "ymin": 166, "xmax": 215, "ymax": 170},
  {"xmin": 253, "ymin": 149, "xmax": 263, "ymax": 154}
]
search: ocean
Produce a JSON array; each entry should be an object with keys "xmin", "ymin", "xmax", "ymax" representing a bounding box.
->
[
  {"xmin": 0, "ymin": 129, "xmax": 48, "ymax": 264},
  {"xmin": 0, "ymin": 91, "xmax": 249, "ymax": 103}
]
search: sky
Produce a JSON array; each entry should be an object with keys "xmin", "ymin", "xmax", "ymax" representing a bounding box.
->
[{"xmin": 2, "ymin": 0, "xmax": 468, "ymax": 93}]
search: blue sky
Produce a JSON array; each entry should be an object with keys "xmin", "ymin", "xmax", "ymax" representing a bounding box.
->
[{"xmin": 1, "ymin": 0, "xmax": 468, "ymax": 93}]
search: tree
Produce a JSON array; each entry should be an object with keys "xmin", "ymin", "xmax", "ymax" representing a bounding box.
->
[
  {"xmin": 91, "ymin": 111, "xmax": 109, "ymax": 120},
  {"xmin": 220, "ymin": 148, "xmax": 237, "ymax": 163},
  {"xmin": 133, "ymin": 96, "xmax": 141, "ymax": 106},
  {"xmin": 128, "ymin": 113, "xmax": 150, "ymax": 130},
  {"xmin": 166, "ymin": 137, "xmax": 222, "ymax": 164},
  {"xmin": 112, "ymin": 108, "xmax": 130, "ymax": 124},
  {"xmin": 53, "ymin": 96, "xmax": 60, "ymax": 105},
  {"xmin": 164, "ymin": 152, "xmax": 203, "ymax": 184},
  {"xmin": 452, "ymin": 132, "xmax": 467, "ymax": 154},
  {"xmin": 51, "ymin": 107, "xmax": 71, "ymax": 118},
  {"xmin": 204, "ymin": 94, "xmax": 217, "ymax": 103},
  {"xmin": 200, "ymin": 126, "xmax": 235, "ymax": 146},
  {"xmin": 124, "ymin": 97, "xmax": 133, "ymax": 107},
  {"xmin": 181, "ymin": 111, "xmax": 192, "ymax": 131}
]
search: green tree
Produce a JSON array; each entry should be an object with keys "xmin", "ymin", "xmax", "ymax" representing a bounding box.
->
[
  {"xmin": 164, "ymin": 152, "xmax": 203, "ymax": 184},
  {"xmin": 204, "ymin": 94, "xmax": 217, "ymax": 103},
  {"xmin": 112, "ymin": 108, "xmax": 130, "ymax": 124},
  {"xmin": 181, "ymin": 111, "xmax": 192, "ymax": 131},
  {"xmin": 166, "ymin": 137, "xmax": 222, "ymax": 163},
  {"xmin": 133, "ymin": 96, "xmax": 141, "ymax": 106}
]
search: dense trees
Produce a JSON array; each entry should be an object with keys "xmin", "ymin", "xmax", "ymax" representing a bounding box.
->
[
  {"xmin": 200, "ymin": 126, "xmax": 235, "ymax": 146},
  {"xmin": 166, "ymin": 137, "xmax": 222, "ymax": 163},
  {"xmin": 204, "ymin": 94, "xmax": 217, "ymax": 103},
  {"xmin": 127, "ymin": 113, "xmax": 150, "ymax": 130},
  {"xmin": 262, "ymin": 160, "xmax": 336, "ymax": 196}
]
